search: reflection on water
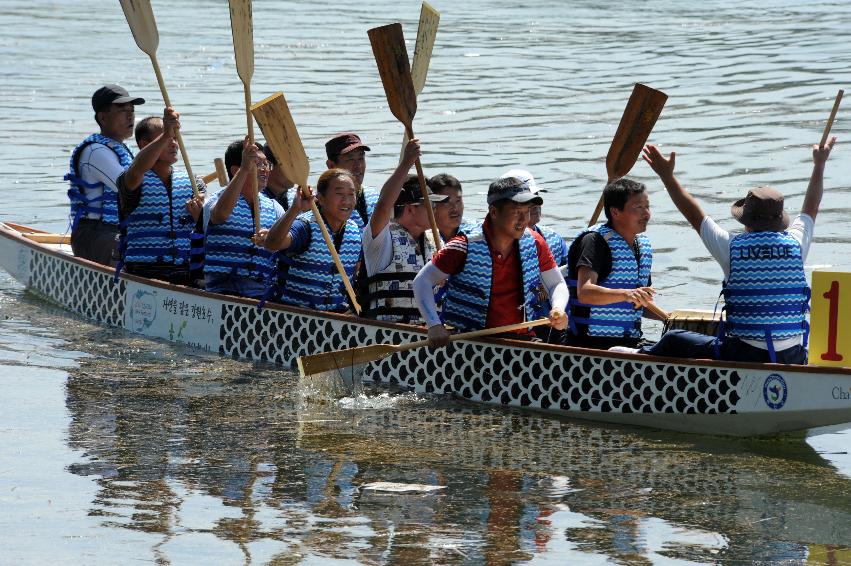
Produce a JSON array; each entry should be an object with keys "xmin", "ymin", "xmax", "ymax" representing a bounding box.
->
[{"xmin": 1, "ymin": 279, "xmax": 849, "ymax": 562}]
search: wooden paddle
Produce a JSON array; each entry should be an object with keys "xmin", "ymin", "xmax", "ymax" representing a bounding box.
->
[
  {"xmin": 587, "ymin": 84, "xmax": 668, "ymax": 226},
  {"xmin": 298, "ymin": 319, "xmax": 550, "ymax": 377},
  {"xmin": 251, "ymin": 92, "xmax": 362, "ymax": 314},
  {"xmin": 201, "ymin": 158, "xmax": 229, "ymax": 186},
  {"xmin": 399, "ymin": 2, "xmax": 440, "ymax": 161},
  {"xmin": 119, "ymin": 0, "xmax": 200, "ymax": 198},
  {"xmin": 820, "ymin": 89, "xmax": 843, "ymax": 147},
  {"xmin": 229, "ymin": 0, "xmax": 261, "ymax": 234},
  {"xmin": 368, "ymin": 23, "xmax": 442, "ymax": 250}
]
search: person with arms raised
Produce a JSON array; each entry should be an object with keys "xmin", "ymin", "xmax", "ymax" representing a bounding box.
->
[
  {"xmin": 116, "ymin": 107, "xmax": 204, "ymax": 285},
  {"xmin": 636, "ymin": 138, "xmax": 837, "ymax": 363},
  {"xmin": 203, "ymin": 139, "xmax": 282, "ymax": 298},
  {"xmin": 66, "ymin": 84, "xmax": 145, "ymax": 265},
  {"xmin": 413, "ymin": 176, "xmax": 568, "ymax": 347},
  {"xmin": 264, "ymin": 169, "xmax": 362, "ymax": 313},
  {"xmin": 361, "ymin": 139, "xmax": 448, "ymax": 323}
]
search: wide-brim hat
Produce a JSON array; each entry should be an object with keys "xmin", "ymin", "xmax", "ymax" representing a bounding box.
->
[{"xmin": 731, "ymin": 186, "xmax": 789, "ymax": 232}]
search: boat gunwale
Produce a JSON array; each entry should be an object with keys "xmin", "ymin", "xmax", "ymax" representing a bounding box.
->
[{"xmin": 3, "ymin": 220, "xmax": 851, "ymax": 377}]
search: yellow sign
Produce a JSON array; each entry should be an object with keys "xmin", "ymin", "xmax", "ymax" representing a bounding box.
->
[{"xmin": 810, "ymin": 271, "xmax": 851, "ymax": 367}]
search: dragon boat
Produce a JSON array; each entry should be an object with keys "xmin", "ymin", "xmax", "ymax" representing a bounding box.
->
[{"xmin": 2, "ymin": 220, "xmax": 850, "ymax": 438}]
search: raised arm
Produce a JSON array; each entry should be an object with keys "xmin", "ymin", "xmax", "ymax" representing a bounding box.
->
[
  {"xmin": 123, "ymin": 107, "xmax": 180, "ymax": 191},
  {"xmin": 642, "ymin": 144, "xmax": 706, "ymax": 231},
  {"xmin": 801, "ymin": 137, "xmax": 836, "ymax": 220},
  {"xmin": 264, "ymin": 186, "xmax": 312, "ymax": 251},
  {"xmin": 209, "ymin": 138, "xmax": 262, "ymax": 226},
  {"xmin": 368, "ymin": 138, "xmax": 421, "ymax": 238}
]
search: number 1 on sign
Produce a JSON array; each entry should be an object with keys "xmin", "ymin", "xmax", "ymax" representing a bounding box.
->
[{"xmin": 822, "ymin": 280, "xmax": 843, "ymax": 362}]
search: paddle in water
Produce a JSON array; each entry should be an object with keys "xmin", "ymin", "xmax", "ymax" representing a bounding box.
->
[
  {"xmin": 587, "ymin": 83, "xmax": 667, "ymax": 226},
  {"xmin": 368, "ymin": 22, "xmax": 442, "ymax": 249},
  {"xmin": 251, "ymin": 92, "xmax": 362, "ymax": 314},
  {"xmin": 228, "ymin": 0, "xmax": 261, "ymax": 234},
  {"xmin": 119, "ymin": 0, "xmax": 201, "ymax": 198}
]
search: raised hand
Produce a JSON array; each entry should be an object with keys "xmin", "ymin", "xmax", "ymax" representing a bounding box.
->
[
  {"xmin": 814, "ymin": 136, "xmax": 836, "ymax": 166},
  {"xmin": 642, "ymin": 144, "xmax": 676, "ymax": 180},
  {"xmin": 162, "ymin": 106, "xmax": 180, "ymax": 138}
]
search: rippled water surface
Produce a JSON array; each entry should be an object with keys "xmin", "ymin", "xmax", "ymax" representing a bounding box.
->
[{"xmin": 1, "ymin": 0, "xmax": 851, "ymax": 563}]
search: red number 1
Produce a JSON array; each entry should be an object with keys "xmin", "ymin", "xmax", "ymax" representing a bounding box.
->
[{"xmin": 821, "ymin": 280, "xmax": 843, "ymax": 362}]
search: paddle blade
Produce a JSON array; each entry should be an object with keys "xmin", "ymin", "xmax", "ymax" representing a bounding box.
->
[
  {"xmin": 228, "ymin": 0, "xmax": 254, "ymax": 84},
  {"xmin": 298, "ymin": 344, "xmax": 401, "ymax": 378},
  {"xmin": 119, "ymin": 0, "xmax": 159, "ymax": 55},
  {"xmin": 411, "ymin": 2, "xmax": 440, "ymax": 95},
  {"xmin": 251, "ymin": 92, "xmax": 310, "ymax": 189},
  {"xmin": 368, "ymin": 23, "xmax": 417, "ymax": 126},
  {"xmin": 606, "ymin": 83, "xmax": 668, "ymax": 180}
]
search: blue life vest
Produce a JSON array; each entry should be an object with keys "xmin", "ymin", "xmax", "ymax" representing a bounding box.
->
[
  {"xmin": 120, "ymin": 169, "xmax": 195, "ymax": 265},
  {"xmin": 277, "ymin": 211, "xmax": 361, "ymax": 312},
  {"xmin": 533, "ymin": 224, "xmax": 568, "ymax": 266},
  {"xmin": 204, "ymin": 194, "xmax": 278, "ymax": 281},
  {"xmin": 65, "ymin": 133, "xmax": 134, "ymax": 227},
  {"xmin": 262, "ymin": 186, "xmax": 292, "ymax": 211},
  {"xmin": 351, "ymin": 186, "xmax": 380, "ymax": 230},
  {"xmin": 720, "ymin": 231, "xmax": 810, "ymax": 360},
  {"xmin": 566, "ymin": 224, "xmax": 653, "ymax": 339},
  {"xmin": 442, "ymin": 226, "xmax": 543, "ymax": 332}
]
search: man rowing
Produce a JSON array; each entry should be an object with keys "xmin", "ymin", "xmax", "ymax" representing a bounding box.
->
[
  {"xmin": 263, "ymin": 169, "xmax": 361, "ymax": 312},
  {"xmin": 116, "ymin": 108, "xmax": 204, "ymax": 285},
  {"xmin": 413, "ymin": 176, "xmax": 568, "ymax": 347},
  {"xmin": 325, "ymin": 132, "xmax": 379, "ymax": 230},
  {"xmin": 501, "ymin": 169, "xmax": 569, "ymax": 343},
  {"xmin": 361, "ymin": 139, "xmax": 449, "ymax": 323},
  {"xmin": 67, "ymin": 84, "xmax": 145, "ymax": 265},
  {"xmin": 202, "ymin": 139, "xmax": 283, "ymax": 298},
  {"xmin": 564, "ymin": 178, "xmax": 658, "ymax": 350},
  {"xmin": 636, "ymin": 138, "xmax": 837, "ymax": 363},
  {"xmin": 428, "ymin": 173, "xmax": 478, "ymax": 241}
]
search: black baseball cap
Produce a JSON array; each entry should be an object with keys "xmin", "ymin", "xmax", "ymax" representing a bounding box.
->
[
  {"xmin": 92, "ymin": 84, "xmax": 145, "ymax": 112},
  {"xmin": 395, "ymin": 175, "xmax": 448, "ymax": 207}
]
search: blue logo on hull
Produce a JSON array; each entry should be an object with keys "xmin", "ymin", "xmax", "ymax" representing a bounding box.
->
[{"xmin": 763, "ymin": 373, "xmax": 787, "ymax": 410}]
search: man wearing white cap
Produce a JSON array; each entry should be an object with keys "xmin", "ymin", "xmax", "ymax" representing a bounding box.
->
[
  {"xmin": 413, "ymin": 176, "xmax": 568, "ymax": 347},
  {"xmin": 500, "ymin": 169, "xmax": 568, "ymax": 265}
]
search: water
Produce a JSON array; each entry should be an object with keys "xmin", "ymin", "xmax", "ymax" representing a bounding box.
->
[{"xmin": 1, "ymin": 0, "xmax": 850, "ymax": 563}]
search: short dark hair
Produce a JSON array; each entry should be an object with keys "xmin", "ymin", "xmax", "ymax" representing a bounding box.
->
[
  {"xmin": 428, "ymin": 173, "xmax": 462, "ymax": 194},
  {"xmin": 224, "ymin": 139, "xmax": 263, "ymax": 180},
  {"xmin": 134, "ymin": 116, "xmax": 162, "ymax": 145},
  {"xmin": 316, "ymin": 168, "xmax": 356, "ymax": 196},
  {"xmin": 603, "ymin": 178, "xmax": 646, "ymax": 221}
]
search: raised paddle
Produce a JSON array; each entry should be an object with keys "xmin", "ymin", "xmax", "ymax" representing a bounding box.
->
[
  {"xmin": 400, "ymin": 2, "xmax": 440, "ymax": 161},
  {"xmin": 119, "ymin": 0, "xmax": 201, "ymax": 198},
  {"xmin": 368, "ymin": 23, "xmax": 442, "ymax": 250},
  {"xmin": 587, "ymin": 83, "xmax": 668, "ymax": 226},
  {"xmin": 228, "ymin": 0, "xmax": 261, "ymax": 234},
  {"xmin": 820, "ymin": 89, "xmax": 843, "ymax": 147},
  {"xmin": 251, "ymin": 92, "xmax": 362, "ymax": 314},
  {"xmin": 201, "ymin": 158, "xmax": 229, "ymax": 186},
  {"xmin": 298, "ymin": 319, "xmax": 550, "ymax": 377}
]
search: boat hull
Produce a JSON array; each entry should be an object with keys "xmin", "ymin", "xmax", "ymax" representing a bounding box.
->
[{"xmin": 2, "ymin": 221, "xmax": 850, "ymax": 437}]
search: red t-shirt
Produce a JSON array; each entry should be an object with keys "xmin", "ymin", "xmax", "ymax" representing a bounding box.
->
[{"xmin": 431, "ymin": 217, "xmax": 556, "ymax": 330}]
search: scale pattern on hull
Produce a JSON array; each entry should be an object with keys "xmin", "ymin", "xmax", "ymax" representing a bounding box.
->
[
  {"xmin": 367, "ymin": 343, "xmax": 742, "ymax": 414},
  {"xmin": 30, "ymin": 253, "xmax": 125, "ymax": 326}
]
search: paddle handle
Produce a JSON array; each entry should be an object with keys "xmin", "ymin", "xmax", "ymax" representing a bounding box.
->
[
  {"xmin": 820, "ymin": 89, "xmax": 843, "ymax": 148},
  {"xmin": 150, "ymin": 56, "xmax": 200, "ymax": 199},
  {"xmin": 587, "ymin": 179, "xmax": 611, "ymax": 227},
  {"xmin": 645, "ymin": 301, "xmax": 669, "ymax": 323},
  {"xmin": 306, "ymin": 192, "xmax": 362, "ymax": 314},
  {"xmin": 395, "ymin": 318, "xmax": 552, "ymax": 353},
  {"xmin": 241, "ymin": 84, "xmax": 261, "ymax": 234},
  {"xmin": 405, "ymin": 124, "xmax": 442, "ymax": 250},
  {"xmin": 201, "ymin": 170, "xmax": 219, "ymax": 184},
  {"xmin": 214, "ymin": 157, "xmax": 228, "ymax": 186}
]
